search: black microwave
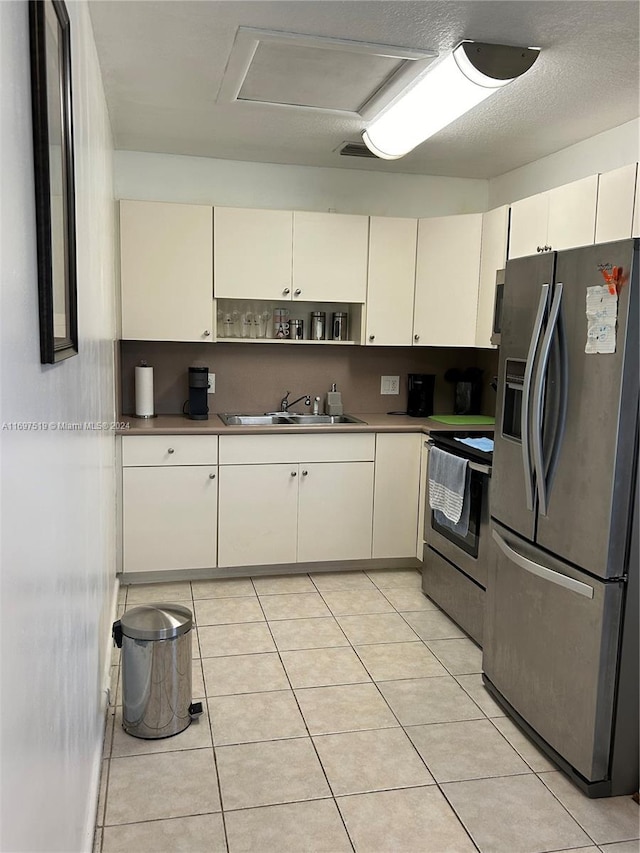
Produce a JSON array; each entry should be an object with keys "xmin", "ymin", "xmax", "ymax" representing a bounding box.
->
[{"xmin": 491, "ymin": 268, "xmax": 506, "ymax": 346}]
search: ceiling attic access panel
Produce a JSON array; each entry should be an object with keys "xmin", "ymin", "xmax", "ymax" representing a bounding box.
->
[{"xmin": 217, "ymin": 27, "xmax": 437, "ymax": 118}]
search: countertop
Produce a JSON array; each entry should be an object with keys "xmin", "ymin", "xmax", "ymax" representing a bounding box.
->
[{"xmin": 117, "ymin": 413, "xmax": 495, "ymax": 436}]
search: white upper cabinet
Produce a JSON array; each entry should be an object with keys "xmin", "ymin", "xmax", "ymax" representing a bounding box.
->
[
  {"xmin": 547, "ymin": 174, "xmax": 598, "ymax": 251},
  {"xmin": 120, "ymin": 200, "xmax": 214, "ymax": 342},
  {"xmin": 475, "ymin": 205, "xmax": 509, "ymax": 348},
  {"xmin": 413, "ymin": 213, "xmax": 483, "ymax": 347},
  {"xmin": 365, "ymin": 217, "xmax": 417, "ymax": 346},
  {"xmin": 508, "ymin": 191, "xmax": 549, "ymax": 259},
  {"xmin": 509, "ymin": 176, "xmax": 598, "ymax": 259},
  {"xmin": 293, "ymin": 211, "xmax": 369, "ymax": 303},
  {"xmin": 214, "ymin": 207, "xmax": 293, "ymax": 301},
  {"xmin": 595, "ymin": 164, "xmax": 638, "ymax": 244}
]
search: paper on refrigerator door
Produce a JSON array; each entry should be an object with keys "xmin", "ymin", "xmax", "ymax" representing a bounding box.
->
[{"xmin": 585, "ymin": 285, "xmax": 617, "ymax": 354}]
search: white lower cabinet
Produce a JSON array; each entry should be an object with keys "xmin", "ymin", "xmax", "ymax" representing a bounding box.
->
[
  {"xmin": 297, "ymin": 462, "xmax": 374, "ymax": 562},
  {"xmin": 121, "ymin": 431, "xmax": 425, "ymax": 574},
  {"xmin": 372, "ymin": 434, "xmax": 422, "ymax": 559},
  {"xmin": 123, "ymin": 466, "xmax": 218, "ymax": 573},
  {"xmin": 217, "ymin": 433, "xmax": 375, "ymax": 568},
  {"xmin": 217, "ymin": 464, "xmax": 298, "ymax": 568}
]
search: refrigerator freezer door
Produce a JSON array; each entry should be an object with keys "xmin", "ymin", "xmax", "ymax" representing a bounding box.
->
[
  {"xmin": 535, "ymin": 240, "xmax": 638, "ymax": 579},
  {"xmin": 484, "ymin": 524, "xmax": 624, "ymax": 783},
  {"xmin": 492, "ymin": 253, "xmax": 555, "ymax": 540}
]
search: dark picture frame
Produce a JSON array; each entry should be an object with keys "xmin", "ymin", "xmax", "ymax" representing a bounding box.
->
[{"xmin": 29, "ymin": 0, "xmax": 78, "ymax": 364}]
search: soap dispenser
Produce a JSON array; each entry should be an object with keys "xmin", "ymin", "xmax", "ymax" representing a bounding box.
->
[{"xmin": 326, "ymin": 382, "xmax": 343, "ymax": 416}]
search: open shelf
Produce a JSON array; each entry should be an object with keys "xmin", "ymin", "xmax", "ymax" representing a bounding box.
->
[{"xmin": 215, "ymin": 298, "xmax": 365, "ymax": 345}]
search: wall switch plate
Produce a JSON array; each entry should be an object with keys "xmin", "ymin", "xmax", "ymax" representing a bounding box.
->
[
  {"xmin": 208, "ymin": 373, "xmax": 215, "ymax": 394},
  {"xmin": 381, "ymin": 375, "xmax": 400, "ymax": 395}
]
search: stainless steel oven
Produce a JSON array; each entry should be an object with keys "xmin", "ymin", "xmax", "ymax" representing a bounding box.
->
[{"xmin": 422, "ymin": 431, "xmax": 493, "ymax": 645}]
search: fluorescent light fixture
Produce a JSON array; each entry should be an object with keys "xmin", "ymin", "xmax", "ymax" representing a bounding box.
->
[{"xmin": 362, "ymin": 41, "xmax": 540, "ymax": 159}]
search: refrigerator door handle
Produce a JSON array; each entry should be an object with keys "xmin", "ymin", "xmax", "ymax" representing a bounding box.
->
[
  {"xmin": 492, "ymin": 529, "xmax": 594, "ymax": 599},
  {"xmin": 522, "ymin": 283, "xmax": 550, "ymax": 511},
  {"xmin": 532, "ymin": 282, "xmax": 563, "ymax": 516}
]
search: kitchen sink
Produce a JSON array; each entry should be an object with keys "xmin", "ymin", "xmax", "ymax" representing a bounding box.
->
[
  {"xmin": 284, "ymin": 414, "xmax": 365, "ymax": 425},
  {"xmin": 218, "ymin": 413, "xmax": 366, "ymax": 426},
  {"xmin": 219, "ymin": 414, "xmax": 293, "ymax": 425}
]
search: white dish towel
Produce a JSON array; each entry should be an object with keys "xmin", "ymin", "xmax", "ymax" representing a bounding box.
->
[{"xmin": 428, "ymin": 447, "xmax": 469, "ymax": 524}]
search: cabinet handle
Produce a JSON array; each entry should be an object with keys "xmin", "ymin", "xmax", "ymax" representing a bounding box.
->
[
  {"xmin": 290, "ymin": 471, "xmax": 297, "ymax": 477},
  {"xmin": 283, "ymin": 288, "xmax": 290, "ymax": 296},
  {"xmin": 369, "ymin": 334, "xmax": 375, "ymax": 341},
  {"xmin": 203, "ymin": 330, "xmax": 211, "ymax": 337},
  {"xmin": 302, "ymin": 470, "xmax": 308, "ymax": 476},
  {"xmin": 167, "ymin": 448, "xmax": 175, "ymax": 454},
  {"xmin": 294, "ymin": 288, "xmax": 302, "ymax": 296},
  {"xmin": 414, "ymin": 334, "xmax": 420, "ymax": 342},
  {"xmin": 209, "ymin": 473, "xmax": 216, "ymax": 479}
]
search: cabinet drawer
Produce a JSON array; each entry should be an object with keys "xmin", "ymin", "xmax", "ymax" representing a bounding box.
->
[
  {"xmin": 122, "ymin": 435, "xmax": 219, "ymax": 466},
  {"xmin": 219, "ymin": 433, "xmax": 375, "ymax": 464}
]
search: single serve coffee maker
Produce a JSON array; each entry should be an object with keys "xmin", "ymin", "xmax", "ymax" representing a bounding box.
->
[
  {"xmin": 185, "ymin": 366, "xmax": 209, "ymax": 420},
  {"xmin": 407, "ymin": 374, "xmax": 435, "ymax": 418}
]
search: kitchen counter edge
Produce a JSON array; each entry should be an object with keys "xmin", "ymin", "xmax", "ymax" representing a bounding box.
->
[{"xmin": 116, "ymin": 414, "xmax": 494, "ymax": 436}]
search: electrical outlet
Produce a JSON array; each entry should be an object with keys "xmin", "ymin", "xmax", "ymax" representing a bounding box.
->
[
  {"xmin": 208, "ymin": 373, "xmax": 215, "ymax": 394},
  {"xmin": 381, "ymin": 375, "xmax": 400, "ymax": 395}
]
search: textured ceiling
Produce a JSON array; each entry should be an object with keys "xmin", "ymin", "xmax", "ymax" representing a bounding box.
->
[{"xmin": 88, "ymin": 1, "xmax": 640, "ymax": 178}]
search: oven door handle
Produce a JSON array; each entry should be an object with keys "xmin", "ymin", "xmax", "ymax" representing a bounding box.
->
[
  {"xmin": 469, "ymin": 461, "xmax": 491, "ymax": 475},
  {"xmin": 425, "ymin": 441, "xmax": 491, "ymax": 476}
]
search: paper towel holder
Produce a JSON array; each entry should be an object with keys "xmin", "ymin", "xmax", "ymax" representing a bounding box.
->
[{"xmin": 133, "ymin": 360, "xmax": 157, "ymax": 419}]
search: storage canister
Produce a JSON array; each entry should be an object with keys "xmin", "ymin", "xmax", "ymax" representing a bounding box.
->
[
  {"xmin": 332, "ymin": 311, "xmax": 349, "ymax": 341},
  {"xmin": 290, "ymin": 319, "xmax": 304, "ymax": 340},
  {"xmin": 310, "ymin": 311, "xmax": 326, "ymax": 341},
  {"xmin": 112, "ymin": 603, "xmax": 202, "ymax": 739}
]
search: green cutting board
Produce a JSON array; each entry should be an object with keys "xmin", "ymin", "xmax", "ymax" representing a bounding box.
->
[{"xmin": 430, "ymin": 415, "xmax": 496, "ymax": 425}]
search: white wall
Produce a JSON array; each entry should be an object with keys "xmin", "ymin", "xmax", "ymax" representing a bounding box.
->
[
  {"xmin": 114, "ymin": 150, "xmax": 488, "ymax": 217},
  {"xmin": 489, "ymin": 118, "xmax": 640, "ymax": 207},
  {"xmin": 0, "ymin": 2, "xmax": 116, "ymax": 851}
]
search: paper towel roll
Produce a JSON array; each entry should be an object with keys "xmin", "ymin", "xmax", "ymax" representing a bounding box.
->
[{"xmin": 135, "ymin": 364, "xmax": 154, "ymax": 417}]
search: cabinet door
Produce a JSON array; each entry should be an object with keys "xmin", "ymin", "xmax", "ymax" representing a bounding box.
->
[
  {"xmin": 595, "ymin": 164, "xmax": 638, "ymax": 244},
  {"xmin": 372, "ymin": 434, "xmax": 421, "ymax": 559},
  {"xmin": 120, "ymin": 200, "xmax": 213, "ymax": 342},
  {"xmin": 632, "ymin": 165, "xmax": 640, "ymax": 238},
  {"xmin": 547, "ymin": 175, "xmax": 598, "ymax": 251},
  {"xmin": 214, "ymin": 207, "xmax": 293, "ymax": 300},
  {"xmin": 413, "ymin": 214, "xmax": 482, "ymax": 347},
  {"xmin": 297, "ymin": 462, "xmax": 374, "ymax": 562},
  {"xmin": 366, "ymin": 217, "xmax": 417, "ymax": 346},
  {"xmin": 123, "ymin": 466, "xmax": 217, "ymax": 573},
  {"xmin": 417, "ymin": 439, "xmax": 429, "ymax": 560},
  {"xmin": 475, "ymin": 206, "xmax": 509, "ymax": 348},
  {"xmin": 508, "ymin": 191, "xmax": 549, "ymax": 259},
  {"xmin": 218, "ymin": 464, "xmax": 298, "ymax": 567},
  {"xmin": 293, "ymin": 212, "xmax": 369, "ymax": 302}
]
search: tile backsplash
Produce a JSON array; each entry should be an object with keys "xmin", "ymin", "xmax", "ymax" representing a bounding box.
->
[{"xmin": 120, "ymin": 341, "xmax": 499, "ymax": 417}]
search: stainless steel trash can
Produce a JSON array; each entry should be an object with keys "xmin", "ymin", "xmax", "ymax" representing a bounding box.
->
[{"xmin": 112, "ymin": 603, "xmax": 202, "ymax": 739}]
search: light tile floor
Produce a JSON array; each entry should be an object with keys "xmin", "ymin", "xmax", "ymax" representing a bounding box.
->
[{"xmin": 97, "ymin": 570, "xmax": 640, "ymax": 853}]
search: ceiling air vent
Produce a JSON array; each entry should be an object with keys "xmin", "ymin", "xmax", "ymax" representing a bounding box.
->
[{"xmin": 339, "ymin": 141, "xmax": 378, "ymax": 158}]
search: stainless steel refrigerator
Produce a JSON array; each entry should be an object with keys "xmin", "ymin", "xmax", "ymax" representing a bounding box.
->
[{"xmin": 484, "ymin": 238, "xmax": 639, "ymax": 797}]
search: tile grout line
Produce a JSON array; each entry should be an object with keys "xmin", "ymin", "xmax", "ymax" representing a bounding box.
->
[
  {"xmin": 247, "ymin": 572, "xmax": 357, "ymax": 853},
  {"xmin": 191, "ymin": 581, "xmax": 231, "ymax": 853}
]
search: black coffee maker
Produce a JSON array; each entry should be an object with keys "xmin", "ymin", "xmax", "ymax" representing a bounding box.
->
[
  {"xmin": 186, "ymin": 366, "xmax": 209, "ymax": 420},
  {"xmin": 407, "ymin": 374, "xmax": 435, "ymax": 417}
]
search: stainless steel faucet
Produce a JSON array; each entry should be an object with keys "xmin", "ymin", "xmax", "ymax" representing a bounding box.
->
[{"xmin": 280, "ymin": 391, "xmax": 311, "ymax": 412}]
